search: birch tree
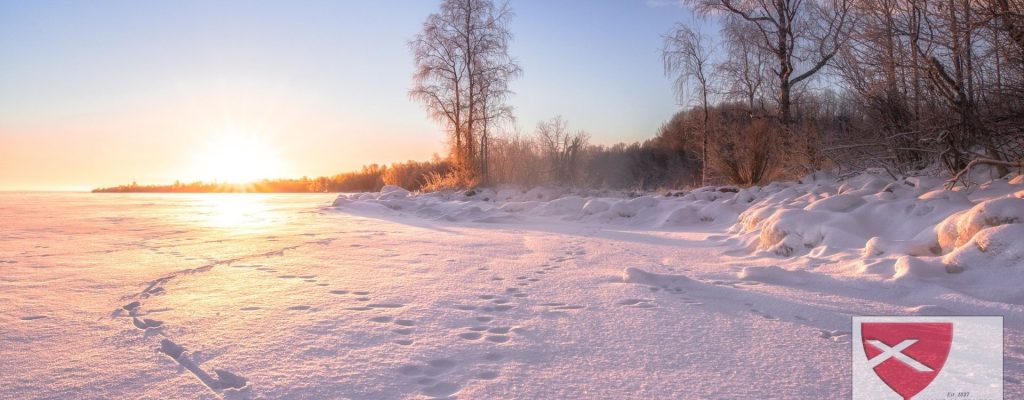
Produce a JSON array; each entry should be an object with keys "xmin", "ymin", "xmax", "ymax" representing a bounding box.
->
[{"xmin": 410, "ymin": 0, "xmax": 520, "ymax": 184}]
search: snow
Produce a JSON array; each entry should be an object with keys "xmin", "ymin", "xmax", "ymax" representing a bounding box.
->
[{"xmin": 2, "ymin": 172, "xmax": 1023, "ymax": 399}]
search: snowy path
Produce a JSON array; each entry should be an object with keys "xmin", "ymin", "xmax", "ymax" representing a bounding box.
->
[{"xmin": 1, "ymin": 193, "xmax": 1021, "ymax": 399}]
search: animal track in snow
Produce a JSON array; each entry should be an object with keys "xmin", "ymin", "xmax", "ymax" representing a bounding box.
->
[
  {"xmin": 397, "ymin": 358, "xmax": 463, "ymax": 397},
  {"xmin": 132, "ymin": 317, "xmax": 164, "ymax": 329},
  {"xmin": 159, "ymin": 339, "xmax": 248, "ymax": 392}
]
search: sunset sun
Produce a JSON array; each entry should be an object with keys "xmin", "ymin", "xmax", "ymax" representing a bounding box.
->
[{"xmin": 191, "ymin": 132, "xmax": 286, "ymax": 183}]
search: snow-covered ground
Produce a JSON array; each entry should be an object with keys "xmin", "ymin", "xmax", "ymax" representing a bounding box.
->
[{"xmin": 2, "ymin": 173, "xmax": 1022, "ymax": 399}]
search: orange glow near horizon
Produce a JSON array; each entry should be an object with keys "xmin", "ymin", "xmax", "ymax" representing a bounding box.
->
[{"xmin": 187, "ymin": 125, "xmax": 289, "ymax": 184}]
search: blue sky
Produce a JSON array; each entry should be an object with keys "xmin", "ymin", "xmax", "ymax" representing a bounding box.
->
[{"xmin": 0, "ymin": 0, "xmax": 700, "ymax": 189}]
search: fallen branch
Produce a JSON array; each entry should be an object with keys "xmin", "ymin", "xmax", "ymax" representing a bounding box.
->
[{"xmin": 946, "ymin": 157, "xmax": 1024, "ymax": 189}]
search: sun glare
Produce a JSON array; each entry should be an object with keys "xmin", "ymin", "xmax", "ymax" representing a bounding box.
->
[{"xmin": 191, "ymin": 131, "xmax": 286, "ymax": 183}]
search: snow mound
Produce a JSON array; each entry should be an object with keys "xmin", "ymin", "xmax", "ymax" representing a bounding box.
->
[
  {"xmin": 621, "ymin": 267, "xmax": 695, "ymax": 287},
  {"xmin": 936, "ymin": 197, "xmax": 1024, "ymax": 251}
]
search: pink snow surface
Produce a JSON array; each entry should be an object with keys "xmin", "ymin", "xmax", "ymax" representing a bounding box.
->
[{"xmin": 1, "ymin": 171, "xmax": 1022, "ymax": 399}]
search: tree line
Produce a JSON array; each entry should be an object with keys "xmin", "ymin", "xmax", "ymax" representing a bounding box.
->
[{"xmin": 413, "ymin": 0, "xmax": 1023, "ymax": 189}]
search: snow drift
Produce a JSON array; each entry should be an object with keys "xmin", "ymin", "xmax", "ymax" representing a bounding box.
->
[{"xmin": 334, "ymin": 172, "xmax": 1024, "ymax": 302}]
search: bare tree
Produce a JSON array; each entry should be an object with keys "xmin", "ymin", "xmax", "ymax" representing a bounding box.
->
[
  {"xmin": 536, "ymin": 117, "xmax": 590, "ymax": 185},
  {"xmin": 686, "ymin": 0, "xmax": 852, "ymax": 127},
  {"xmin": 663, "ymin": 23, "xmax": 715, "ymax": 186},
  {"xmin": 410, "ymin": 0, "xmax": 519, "ymax": 185},
  {"xmin": 718, "ymin": 18, "xmax": 771, "ymax": 113}
]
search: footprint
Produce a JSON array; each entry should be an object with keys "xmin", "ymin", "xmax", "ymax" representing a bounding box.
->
[
  {"xmin": 288, "ymin": 305, "xmax": 313, "ymax": 311},
  {"xmin": 240, "ymin": 306, "xmax": 261, "ymax": 311},
  {"xmin": 478, "ymin": 295, "xmax": 496, "ymax": 300},
  {"xmin": 132, "ymin": 317, "xmax": 163, "ymax": 329},
  {"xmin": 475, "ymin": 316, "xmax": 493, "ymax": 323},
  {"xmin": 20, "ymin": 315, "xmax": 47, "ymax": 321},
  {"xmin": 329, "ymin": 290, "xmax": 350, "ymax": 295},
  {"xmin": 486, "ymin": 335, "xmax": 510, "ymax": 343},
  {"xmin": 487, "ymin": 327, "xmax": 511, "ymax": 334},
  {"xmin": 370, "ymin": 316, "xmax": 393, "ymax": 323},
  {"xmin": 393, "ymin": 328, "xmax": 414, "ymax": 335},
  {"xmin": 394, "ymin": 339, "xmax": 414, "ymax": 346},
  {"xmin": 353, "ymin": 291, "xmax": 370, "ymax": 296},
  {"xmin": 459, "ymin": 332, "xmax": 483, "ymax": 340},
  {"xmin": 454, "ymin": 304, "xmax": 476, "ymax": 311},
  {"xmin": 552, "ymin": 305, "xmax": 584, "ymax": 310},
  {"xmin": 215, "ymin": 369, "xmax": 248, "ymax": 389},
  {"xmin": 395, "ymin": 319, "xmax": 415, "ymax": 327}
]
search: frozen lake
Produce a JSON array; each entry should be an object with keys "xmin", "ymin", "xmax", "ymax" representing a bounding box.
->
[{"xmin": 1, "ymin": 192, "xmax": 1020, "ymax": 399}]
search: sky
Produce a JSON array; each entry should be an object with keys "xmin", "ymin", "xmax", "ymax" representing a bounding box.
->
[{"xmin": 0, "ymin": 0, "xmax": 699, "ymax": 190}]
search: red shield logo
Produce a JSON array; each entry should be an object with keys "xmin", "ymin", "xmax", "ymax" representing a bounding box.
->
[{"xmin": 860, "ymin": 323, "xmax": 953, "ymax": 399}]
